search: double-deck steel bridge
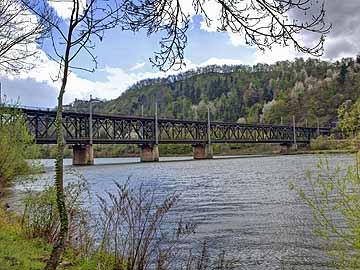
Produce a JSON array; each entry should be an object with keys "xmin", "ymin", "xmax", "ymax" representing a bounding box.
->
[{"xmin": 1, "ymin": 107, "xmax": 331, "ymax": 164}]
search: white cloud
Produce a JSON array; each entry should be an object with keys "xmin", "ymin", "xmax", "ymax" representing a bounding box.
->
[
  {"xmin": 48, "ymin": 0, "xmax": 86, "ymax": 19},
  {"xmin": 199, "ymin": 57, "xmax": 243, "ymax": 66},
  {"xmin": 254, "ymin": 45, "xmax": 298, "ymax": 65},
  {"xmin": 129, "ymin": 62, "xmax": 146, "ymax": 71}
]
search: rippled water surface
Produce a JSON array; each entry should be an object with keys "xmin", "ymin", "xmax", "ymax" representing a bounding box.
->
[{"xmin": 18, "ymin": 154, "xmax": 356, "ymax": 269}]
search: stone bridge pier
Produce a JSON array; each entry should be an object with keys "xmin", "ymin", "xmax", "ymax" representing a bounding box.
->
[
  {"xmin": 140, "ymin": 144, "xmax": 159, "ymax": 162},
  {"xmin": 280, "ymin": 143, "xmax": 293, "ymax": 155},
  {"xmin": 72, "ymin": 144, "xmax": 94, "ymax": 165},
  {"xmin": 193, "ymin": 144, "xmax": 213, "ymax": 160}
]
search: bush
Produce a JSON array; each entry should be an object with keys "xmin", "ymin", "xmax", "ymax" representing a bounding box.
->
[
  {"xmin": 96, "ymin": 182, "xmax": 235, "ymax": 270},
  {"xmin": 0, "ymin": 107, "xmax": 39, "ymax": 181},
  {"xmin": 310, "ymin": 135, "xmax": 356, "ymax": 151},
  {"xmin": 291, "ymin": 159, "xmax": 360, "ymax": 269},
  {"xmin": 21, "ymin": 172, "xmax": 95, "ymax": 259}
]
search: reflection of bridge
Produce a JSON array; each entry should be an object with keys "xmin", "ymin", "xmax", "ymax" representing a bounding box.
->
[{"xmin": 5, "ymin": 108, "xmax": 331, "ymax": 165}]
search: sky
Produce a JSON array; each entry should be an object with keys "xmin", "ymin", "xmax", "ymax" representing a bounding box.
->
[{"xmin": 1, "ymin": 0, "xmax": 360, "ymax": 108}]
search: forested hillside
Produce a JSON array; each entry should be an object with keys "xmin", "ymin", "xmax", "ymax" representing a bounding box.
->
[{"xmin": 68, "ymin": 57, "xmax": 360, "ymax": 127}]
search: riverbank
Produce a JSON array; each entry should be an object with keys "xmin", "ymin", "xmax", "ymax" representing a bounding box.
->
[{"xmin": 0, "ymin": 208, "xmax": 97, "ymax": 269}]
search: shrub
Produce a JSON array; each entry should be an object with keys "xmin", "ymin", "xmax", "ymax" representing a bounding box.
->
[
  {"xmin": 21, "ymin": 172, "xmax": 95, "ymax": 259},
  {"xmin": 0, "ymin": 107, "xmax": 39, "ymax": 181},
  {"xmin": 96, "ymin": 182, "xmax": 234, "ymax": 270},
  {"xmin": 291, "ymin": 159, "xmax": 360, "ymax": 269},
  {"xmin": 310, "ymin": 135, "xmax": 356, "ymax": 151}
]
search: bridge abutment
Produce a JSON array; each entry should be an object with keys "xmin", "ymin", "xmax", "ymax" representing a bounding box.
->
[
  {"xmin": 193, "ymin": 144, "xmax": 213, "ymax": 160},
  {"xmin": 140, "ymin": 144, "xmax": 159, "ymax": 162},
  {"xmin": 280, "ymin": 143, "xmax": 292, "ymax": 155},
  {"xmin": 72, "ymin": 144, "xmax": 94, "ymax": 166}
]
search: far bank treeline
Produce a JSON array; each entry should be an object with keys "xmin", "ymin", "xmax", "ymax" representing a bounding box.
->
[{"xmin": 68, "ymin": 57, "xmax": 360, "ymax": 127}]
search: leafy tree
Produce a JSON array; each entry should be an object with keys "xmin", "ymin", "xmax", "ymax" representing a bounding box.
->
[
  {"xmin": 291, "ymin": 160, "xmax": 360, "ymax": 269},
  {"xmin": 338, "ymin": 99, "xmax": 360, "ymax": 137},
  {"xmin": 0, "ymin": 107, "xmax": 38, "ymax": 181},
  {"xmin": 338, "ymin": 63, "xmax": 348, "ymax": 84}
]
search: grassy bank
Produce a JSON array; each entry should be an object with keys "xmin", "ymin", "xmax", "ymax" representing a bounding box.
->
[{"xmin": 0, "ymin": 208, "xmax": 97, "ymax": 270}]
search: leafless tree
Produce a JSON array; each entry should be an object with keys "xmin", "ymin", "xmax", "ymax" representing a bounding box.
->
[
  {"xmin": 121, "ymin": 0, "xmax": 331, "ymax": 71},
  {"xmin": 20, "ymin": 0, "xmax": 123, "ymax": 269},
  {"xmin": 97, "ymin": 182, "xmax": 236, "ymax": 270},
  {"xmin": 0, "ymin": 0, "xmax": 52, "ymax": 74}
]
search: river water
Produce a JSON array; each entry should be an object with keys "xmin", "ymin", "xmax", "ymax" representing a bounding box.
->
[{"xmin": 14, "ymin": 154, "xmax": 356, "ymax": 269}]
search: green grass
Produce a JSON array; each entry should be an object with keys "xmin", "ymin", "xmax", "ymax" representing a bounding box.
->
[
  {"xmin": 0, "ymin": 210, "xmax": 49, "ymax": 269},
  {"xmin": 0, "ymin": 209, "xmax": 98, "ymax": 270}
]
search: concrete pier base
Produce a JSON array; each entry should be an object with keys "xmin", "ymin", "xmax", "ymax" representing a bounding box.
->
[
  {"xmin": 72, "ymin": 144, "xmax": 94, "ymax": 165},
  {"xmin": 280, "ymin": 143, "xmax": 292, "ymax": 155},
  {"xmin": 193, "ymin": 144, "xmax": 213, "ymax": 160},
  {"xmin": 140, "ymin": 144, "xmax": 159, "ymax": 162}
]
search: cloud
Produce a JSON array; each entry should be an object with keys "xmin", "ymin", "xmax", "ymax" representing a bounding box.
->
[
  {"xmin": 254, "ymin": 45, "xmax": 300, "ymax": 65},
  {"xmin": 199, "ymin": 57, "xmax": 243, "ymax": 66},
  {"xmin": 48, "ymin": 0, "xmax": 86, "ymax": 19},
  {"xmin": 0, "ymin": 76, "xmax": 58, "ymax": 107},
  {"xmin": 287, "ymin": 0, "xmax": 360, "ymax": 60},
  {"xmin": 129, "ymin": 62, "xmax": 146, "ymax": 71},
  {"xmin": 195, "ymin": 0, "xmax": 360, "ymax": 62}
]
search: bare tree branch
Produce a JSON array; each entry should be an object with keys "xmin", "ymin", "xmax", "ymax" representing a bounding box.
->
[
  {"xmin": 0, "ymin": 0, "xmax": 53, "ymax": 74},
  {"xmin": 121, "ymin": 0, "xmax": 331, "ymax": 71}
]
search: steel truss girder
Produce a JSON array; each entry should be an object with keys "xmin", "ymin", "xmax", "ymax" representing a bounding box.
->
[{"xmin": 9, "ymin": 108, "xmax": 330, "ymax": 145}]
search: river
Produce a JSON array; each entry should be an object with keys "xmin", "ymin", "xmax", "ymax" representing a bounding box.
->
[{"xmin": 13, "ymin": 154, "xmax": 356, "ymax": 269}]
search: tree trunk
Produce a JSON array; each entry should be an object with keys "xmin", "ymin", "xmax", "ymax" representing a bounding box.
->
[{"xmin": 45, "ymin": 78, "xmax": 68, "ymax": 270}]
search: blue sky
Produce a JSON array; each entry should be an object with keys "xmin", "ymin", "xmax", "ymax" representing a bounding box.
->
[{"xmin": 1, "ymin": 0, "xmax": 360, "ymax": 107}]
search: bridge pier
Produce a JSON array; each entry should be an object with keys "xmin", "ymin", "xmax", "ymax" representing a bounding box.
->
[
  {"xmin": 193, "ymin": 144, "xmax": 213, "ymax": 160},
  {"xmin": 140, "ymin": 144, "xmax": 159, "ymax": 162},
  {"xmin": 72, "ymin": 144, "xmax": 94, "ymax": 166},
  {"xmin": 280, "ymin": 143, "xmax": 292, "ymax": 155}
]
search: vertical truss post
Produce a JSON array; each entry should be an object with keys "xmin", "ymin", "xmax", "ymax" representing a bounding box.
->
[
  {"xmin": 207, "ymin": 106, "xmax": 211, "ymax": 145},
  {"xmin": 293, "ymin": 115, "xmax": 297, "ymax": 150},
  {"xmin": 317, "ymin": 118, "xmax": 320, "ymax": 136},
  {"xmin": 89, "ymin": 95, "xmax": 93, "ymax": 145},
  {"xmin": 155, "ymin": 102, "xmax": 159, "ymax": 145}
]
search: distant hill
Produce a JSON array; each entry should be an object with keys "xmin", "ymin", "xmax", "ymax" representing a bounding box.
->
[{"xmin": 67, "ymin": 57, "xmax": 360, "ymax": 127}]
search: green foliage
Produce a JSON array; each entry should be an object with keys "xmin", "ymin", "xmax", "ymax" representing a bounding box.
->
[
  {"xmin": 338, "ymin": 98, "xmax": 360, "ymax": 137},
  {"xmin": 0, "ymin": 107, "xmax": 39, "ymax": 181},
  {"xmin": 0, "ymin": 212, "xmax": 52, "ymax": 270},
  {"xmin": 292, "ymin": 159, "xmax": 360, "ymax": 269},
  {"xmin": 310, "ymin": 136, "xmax": 356, "ymax": 151},
  {"xmin": 0, "ymin": 208, "xmax": 97, "ymax": 270},
  {"xmin": 68, "ymin": 57, "xmax": 360, "ymax": 127}
]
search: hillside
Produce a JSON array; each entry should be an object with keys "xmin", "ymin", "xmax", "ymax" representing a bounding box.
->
[{"xmin": 68, "ymin": 57, "xmax": 360, "ymax": 127}]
